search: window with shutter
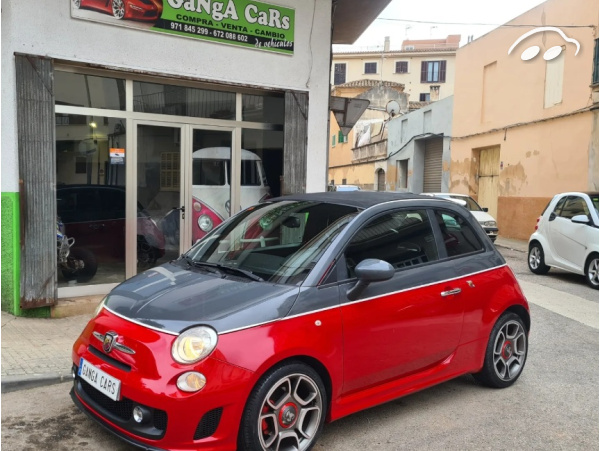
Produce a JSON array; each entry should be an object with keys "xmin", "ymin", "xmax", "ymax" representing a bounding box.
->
[
  {"xmin": 395, "ymin": 61, "xmax": 408, "ymax": 73},
  {"xmin": 421, "ymin": 61, "xmax": 447, "ymax": 83},
  {"xmin": 364, "ymin": 62, "xmax": 378, "ymax": 74}
]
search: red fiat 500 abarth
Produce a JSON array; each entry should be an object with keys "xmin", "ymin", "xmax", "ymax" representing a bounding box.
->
[{"xmin": 71, "ymin": 192, "xmax": 530, "ymax": 451}]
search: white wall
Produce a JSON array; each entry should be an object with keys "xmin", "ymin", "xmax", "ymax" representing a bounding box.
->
[{"xmin": 1, "ymin": 0, "xmax": 333, "ymax": 192}]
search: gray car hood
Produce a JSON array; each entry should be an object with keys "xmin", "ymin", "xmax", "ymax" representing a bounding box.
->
[{"xmin": 103, "ymin": 261, "xmax": 300, "ymax": 335}]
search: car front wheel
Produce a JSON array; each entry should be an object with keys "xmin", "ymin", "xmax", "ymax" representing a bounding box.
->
[
  {"xmin": 473, "ymin": 312, "xmax": 528, "ymax": 388},
  {"xmin": 112, "ymin": 0, "xmax": 125, "ymax": 19},
  {"xmin": 238, "ymin": 362, "xmax": 327, "ymax": 451},
  {"xmin": 528, "ymin": 242, "xmax": 550, "ymax": 275},
  {"xmin": 585, "ymin": 253, "xmax": 599, "ymax": 289}
]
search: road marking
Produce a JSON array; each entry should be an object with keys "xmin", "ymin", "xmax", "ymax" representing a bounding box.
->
[{"xmin": 518, "ymin": 280, "xmax": 599, "ymax": 330}]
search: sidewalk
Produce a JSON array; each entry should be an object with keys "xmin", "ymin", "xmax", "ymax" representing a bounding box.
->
[
  {"xmin": 1, "ymin": 236, "xmax": 529, "ymax": 394},
  {"xmin": 1, "ymin": 311, "xmax": 91, "ymax": 393}
]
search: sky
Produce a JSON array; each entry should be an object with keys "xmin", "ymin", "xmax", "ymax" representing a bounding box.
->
[{"xmin": 333, "ymin": 0, "xmax": 548, "ymax": 50}]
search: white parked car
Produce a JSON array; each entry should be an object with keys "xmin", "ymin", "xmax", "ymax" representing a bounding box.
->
[
  {"xmin": 528, "ymin": 192, "xmax": 599, "ymax": 289},
  {"xmin": 421, "ymin": 193, "xmax": 499, "ymax": 242}
]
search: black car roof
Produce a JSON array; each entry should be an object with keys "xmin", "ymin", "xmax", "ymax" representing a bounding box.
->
[{"xmin": 269, "ymin": 191, "xmax": 435, "ymax": 209}]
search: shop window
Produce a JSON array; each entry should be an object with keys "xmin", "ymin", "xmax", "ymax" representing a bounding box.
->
[
  {"xmin": 242, "ymin": 128, "xmax": 283, "ymax": 197},
  {"xmin": 55, "ymin": 72, "xmax": 126, "ymax": 110},
  {"xmin": 242, "ymin": 93, "xmax": 285, "ymax": 125},
  {"xmin": 395, "ymin": 61, "xmax": 408, "ymax": 74},
  {"xmin": 420, "ymin": 61, "xmax": 446, "ymax": 83},
  {"xmin": 160, "ymin": 152, "xmax": 181, "ymax": 191},
  {"xmin": 364, "ymin": 62, "xmax": 378, "ymax": 74},
  {"xmin": 55, "ymin": 114, "xmax": 128, "ymax": 288},
  {"xmin": 134, "ymin": 81, "xmax": 236, "ymax": 120}
]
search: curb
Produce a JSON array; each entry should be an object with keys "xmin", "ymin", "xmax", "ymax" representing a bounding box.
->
[{"xmin": 1, "ymin": 370, "xmax": 73, "ymax": 394}]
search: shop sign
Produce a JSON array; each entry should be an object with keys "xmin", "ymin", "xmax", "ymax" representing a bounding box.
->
[
  {"xmin": 71, "ymin": 0, "xmax": 295, "ymax": 55},
  {"xmin": 110, "ymin": 148, "xmax": 125, "ymax": 165}
]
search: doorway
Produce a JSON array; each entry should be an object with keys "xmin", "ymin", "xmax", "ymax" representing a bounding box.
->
[{"xmin": 478, "ymin": 146, "xmax": 500, "ymax": 218}]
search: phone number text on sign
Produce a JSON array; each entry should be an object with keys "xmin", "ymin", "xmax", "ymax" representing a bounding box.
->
[{"xmin": 170, "ymin": 21, "xmax": 249, "ymax": 42}]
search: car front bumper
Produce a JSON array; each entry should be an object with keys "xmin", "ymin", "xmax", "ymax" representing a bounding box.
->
[{"xmin": 71, "ymin": 311, "xmax": 255, "ymax": 451}]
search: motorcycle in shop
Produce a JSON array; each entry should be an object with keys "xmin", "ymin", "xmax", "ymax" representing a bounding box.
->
[{"xmin": 57, "ymin": 217, "xmax": 98, "ymax": 283}]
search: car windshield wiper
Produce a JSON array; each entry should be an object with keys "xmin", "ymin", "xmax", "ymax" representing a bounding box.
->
[
  {"xmin": 191, "ymin": 261, "xmax": 264, "ymax": 282},
  {"xmin": 183, "ymin": 256, "xmax": 223, "ymax": 277}
]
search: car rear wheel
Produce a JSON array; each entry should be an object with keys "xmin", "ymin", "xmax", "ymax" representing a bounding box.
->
[
  {"xmin": 473, "ymin": 312, "xmax": 528, "ymax": 388},
  {"xmin": 528, "ymin": 243, "xmax": 550, "ymax": 275},
  {"xmin": 585, "ymin": 253, "xmax": 599, "ymax": 289},
  {"xmin": 238, "ymin": 362, "xmax": 326, "ymax": 451},
  {"xmin": 112, "ymin": 0, "xmax": 125, "ymax": 19}
]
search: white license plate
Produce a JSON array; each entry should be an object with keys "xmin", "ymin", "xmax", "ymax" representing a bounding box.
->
[{"xmin": 79, "ymin": 357, "xmax": 121, "ymax": 401}]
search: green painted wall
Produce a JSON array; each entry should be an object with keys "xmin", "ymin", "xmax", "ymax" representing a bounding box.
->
[{"xmin": 1, "ymin": 192, "xmax": 50, "ymax": 317}]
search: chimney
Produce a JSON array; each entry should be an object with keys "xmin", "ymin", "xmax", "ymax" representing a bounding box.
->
[
  {"xmin": 430, "ymin": 85, "xmax": 440, "ymax": 102},
  {"xmin": 384, "ymin": 36, "xmax": 390, "ymax": 52}
]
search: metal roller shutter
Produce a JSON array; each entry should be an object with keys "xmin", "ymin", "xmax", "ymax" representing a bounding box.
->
[{"xmin": 423, "ymin": 138, "xmax": 443, "ymax": 192}]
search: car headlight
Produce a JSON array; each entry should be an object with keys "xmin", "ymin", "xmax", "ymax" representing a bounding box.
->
[
  {"xmin": 198, "ymin": 214, "xmax": 214, "ymax": 232},
  {"xmin": 94, "ymin": 297, "xmax": 107, "ymax": 317},
  {"xmin": 171, "ymin": 326, "xmax": 218, "ymax": 364},
  {"xmin": 480, "ymin": 221, "xmax": 497, "ymax": 227}
]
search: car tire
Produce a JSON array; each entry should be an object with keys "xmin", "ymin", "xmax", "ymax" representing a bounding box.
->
[
  {"xmin": 111, "ymin": 0, "xmax": 125, "ymax": 19},
  {"xmin": 61, "ymin": 247, "xmax": 98, "ymax": 283},
  {"xmin": 238, "ymin": 361, "xmax": 327, "ymax": 451},
  {"xmin": 473, "ymin": 312, "xmax": 528, "ymax": 389},
  {"xmin": 528, "ymin": 242, "xmax": 550, "ymax": 275},
  {"xmin": 585, "ymin": 253, "xmax": 599, "ymax": 289},
  {"xmin": 72, "ymin": 0, "xmax": 81, "ymax": 9}
]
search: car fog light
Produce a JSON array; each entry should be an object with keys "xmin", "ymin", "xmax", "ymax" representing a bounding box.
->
[
  {"xmin": 133, "ymin": 405, "xmax": 151, "ymax": 423},
  {"xmin": 198, "ymin": 215, "xmax": 213, "ymax": 232},
  {"xmin": 177, "ymin": 372, "xmax": 207, "ymax": 392}
]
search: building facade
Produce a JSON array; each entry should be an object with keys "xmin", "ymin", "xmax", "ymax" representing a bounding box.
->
[
  {"xmin": 387, "ymin": 96, "xmax": 453, "ymax": 193},
  {"xmin": 332, "ymin": 35, "xmax": 460, "ymax": 103},
  {"xmin": 450, "ymin": 0, "xmax": 599, "ymax": 239},
  {"xmin": 1, "ymin": 0, "xmax": 391, "ymax": 315},
  {"xmin": 328, "ymin": 80, "xmax": 408, "ymax": 190}
]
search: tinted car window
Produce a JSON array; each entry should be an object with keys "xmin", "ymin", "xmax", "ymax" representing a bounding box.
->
[
  {"xmin": 434, "ymin": 209, "xmax": 483, "ymax": 257},
  {"xmin": 345, "ymin": 210, "xmax": 438, "ymax": 277},
  {"xmin": 552, "ymin": 196, "xmax": 567, "ymax": 216},
  {"xmin": 559, "ymin": 196, "xmax": 589, "ymax": 219},
  {"xmin": 241, "ymin": 160, "xmax": 261, "ymax": 186}
]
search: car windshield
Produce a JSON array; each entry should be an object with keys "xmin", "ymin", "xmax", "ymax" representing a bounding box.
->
[
  {"xmin": 184, "ymin": 200, "xmax": 360, "ymax": 285},
  {"xmin": 448, "ymin": 195, "xmax": 482, "ymax": 212}
]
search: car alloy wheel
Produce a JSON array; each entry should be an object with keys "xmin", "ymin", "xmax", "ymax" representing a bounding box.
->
[
  {"xmin": 528, "ymin": 243, "xmax": 550, "ymax": 275},
  {"xmin": 473, "ymin": 312, "xmax": 528, "ymax": 388},
  {"xmin": 112, "ymin": 0, "xmax": 125, "ymax": 19},
  {"xmin": 239, "ymin": 362, "xmax": 326, "ymax": 451},
  {"xmin": 585, "ymin": 254, "xmax": 599, "ymax": 289},
  {"xmin": 72, "ymin": 0, "xmax": 81, "ymax": 9}
]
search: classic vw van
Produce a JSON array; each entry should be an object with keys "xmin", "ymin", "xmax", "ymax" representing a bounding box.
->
[{"xmin": 192, "ymin": 147, "xmax": 271, "ymax": 242}]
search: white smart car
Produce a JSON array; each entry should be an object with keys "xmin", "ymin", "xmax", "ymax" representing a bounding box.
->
[{"xmin": 528, "ymin": 192, "xmax": 599, "ymax": 289}]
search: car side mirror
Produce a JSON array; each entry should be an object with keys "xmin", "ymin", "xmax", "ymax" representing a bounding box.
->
[
  {"xmin": 346, "ymin": 259, "xmax": 394, "ymax": 301},
  {"xmin": 571, "ymin": 214, "xmax": 590, "ymax": 225},
  {"xmin": 482, "ymin": 207, "xmax": 489, "ymax": 212}
]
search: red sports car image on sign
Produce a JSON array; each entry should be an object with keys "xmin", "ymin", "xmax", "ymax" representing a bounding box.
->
[{"xmin": 72, "ymin": 0, "xmax": 163, "ymax": 22}]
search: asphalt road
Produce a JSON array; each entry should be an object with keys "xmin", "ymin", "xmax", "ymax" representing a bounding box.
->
[{"xmin": 2, "ymin": 248, "xmax": 598, "ymax": 450}]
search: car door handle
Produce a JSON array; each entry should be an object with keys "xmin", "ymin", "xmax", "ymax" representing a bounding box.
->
[{"xmin": 441, "ymin": 288, "xmax": 461, "ymax": 297}]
